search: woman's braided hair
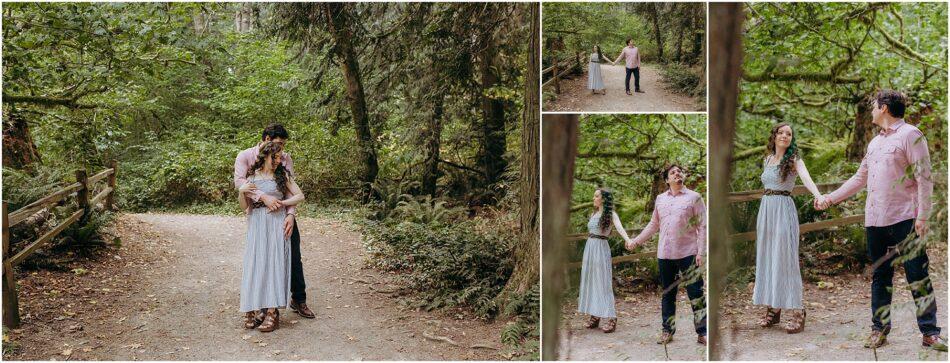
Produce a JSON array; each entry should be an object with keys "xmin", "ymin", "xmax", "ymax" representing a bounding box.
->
[{"xmin": 597, "ymin": 188, "xmax": 614, "ymax": 233}]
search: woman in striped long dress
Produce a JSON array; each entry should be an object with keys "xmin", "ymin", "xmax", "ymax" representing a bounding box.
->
[
  {"xmin": 588, "ymin": 45, "xmax": 612, "ymax": 95},
  {"xmin": 753, "ymin": 123, "xmax": 822, "ymax": 334},
  {"xmin": 578, "ymin": 188, "xmax": 633, "ymax": 333},
  {"xmin": 237, "ymin": 141, "xmax": 306, "ymax": 332}
]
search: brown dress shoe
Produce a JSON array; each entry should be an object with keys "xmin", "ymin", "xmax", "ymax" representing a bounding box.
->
[
  {"xmin": 923, "ymin": 335, "xmax": 948, "ymax": 351},
  {"xmin": 697, "ymin": 335, "xmax": 707, "ymax": 345},
  {"xmin": 291, "ymin": 300, "xmax": 316, "ymax": 319},
  {"xmin": 258, "ymin": 309, "xmax": 279, "ymax": 332},
  {"xmin": 656, "ymin": 331, "xmax": 673, "ymax": 344},
  {"xmin": 864, "ymin": 329, "xmax": 887, "ymax": 348}
]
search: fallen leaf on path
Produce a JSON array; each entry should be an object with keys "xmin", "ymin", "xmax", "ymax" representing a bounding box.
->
[
  {"xmin": 242, "ymin": 335, "xmax": 252, "ymax": 340},
  {"xmin": 61, "ymin": 348, "xmax": 73, "ymax": 356},
  {"xmin": 258, "ymin": 342, "xmax": 268, "ymax": 347}
]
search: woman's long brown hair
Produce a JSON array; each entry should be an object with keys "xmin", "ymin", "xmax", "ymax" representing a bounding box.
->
[
  {"xmin": 246, "ymin": 141, "xmax": 290, "ymax": 195},
  {"xmin": 766, "ymin": 123, "xmax": 799, "ymax": 182}
]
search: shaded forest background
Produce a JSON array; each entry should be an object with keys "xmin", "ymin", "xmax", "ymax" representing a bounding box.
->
[
  {"xmin": 2, "ymin": 3, "xmax": 539, "ymax": 357},
  {"xmin": 726, "ymin": 2, "xmax": 948, "ymax": 287},
  {"xmin": 566, "ymin": 114, "xmax": 706, "ymax": 293},
  {"xmin": 541, "ymin": 3, "xmax": 706, "ymax": 102}
]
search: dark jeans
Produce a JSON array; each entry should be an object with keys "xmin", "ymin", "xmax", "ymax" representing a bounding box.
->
[
  {"xmin": 658, "ymin": 255, "xmax": 706, "ymax": 336},
  {"xmin": 625, "ymin": 67, "xmax": 641, "ymax": 92},
  {"xmin": 867, "ymin": 219, "xmax": 939, "ymax": 335},
  {"xmin": 290, "ymin": 220, "xmax": 307, "ymax": 302}
]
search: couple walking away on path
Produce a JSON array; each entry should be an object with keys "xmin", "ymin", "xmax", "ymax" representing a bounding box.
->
[
  {"xmin": 234, "ymin": 124, "xmax": 316, "ymax": 333},
  {"xmin": 577, "ymin": 165, "xmax": 707, "ymax": 346},
  {"xmin": 588, "ymin": 39, "xmax": 645, "ymax": 96},
  {"xmin": 752, "ymin": 90, "xmax": 946, "ymax": 351}
]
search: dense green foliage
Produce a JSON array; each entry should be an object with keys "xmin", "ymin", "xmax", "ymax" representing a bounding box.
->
[
  {"xmin": 3, "ymin": 3, "xmax": 538, "ymax": 354},
  {"xmin": 568, "ymin": 114, "xmax": 707, "ymax": 288},
  {"xmin": 3, "ymin": 3, "xmax": 530, "ymax": 211},
  {"xmin": 728, "ymin": 2, "xmax": 948, "ymax": 284},
  {"xmin": 542, "ymin": 2, "xmax": 705, "ymax": 99}
]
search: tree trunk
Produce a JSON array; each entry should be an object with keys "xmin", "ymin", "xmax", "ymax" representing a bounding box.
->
[
  {"xmin": 193, "ymin": 7, "xmax": 207, "ymax": 35},
  {"xmin": 674, "ymin": 5, "xmax": 685, "ymax": 62},
  {"xmin": 540, "ymin": 114, "xmax": 579, "ymax": 361},
  {"xmin": 707, "ymin": 3, "xmax": 744, "ymax": 360},
  {"xmin": 235, "ymin": 3, "xmax": 256, "ymax": 33},
  {"xmin": 846, "ymin": 94, "xmax": 875, "ymax": 162},
  {"xmin": 691, "ymin": 7, "xmax": 704, "ymax": 64},
  {"xmin": 2, "ymin": 108, "xmax": 41, "ymax": 170},
  {"xmin": 649, "ymin": 167, "xmax": 665, "ymax": 207},
  {"xmin": 421, "ymin": 95, "xmax": 445, "ymax": 196},
  {"xmin": 649, "ymin": 3, "xmax": 665, "ymax": 62},
  {"xmin": 324, "ymin": 3, "xmax": 379, "ymax": 199},
  {"xmin": 479, "ymin": 31, "xmax": 508, "ymax": 190},
  {"xmin": 498, "ymin": 3, "xmax": 540, "ymax": 305}
]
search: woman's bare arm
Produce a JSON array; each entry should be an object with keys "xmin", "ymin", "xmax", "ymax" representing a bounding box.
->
[{"xmin": 280, "ymin": 178, "xmax": 306, "ymax": 206}]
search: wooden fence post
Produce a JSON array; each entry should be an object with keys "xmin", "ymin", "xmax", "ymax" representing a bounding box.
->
[
  {"xmin": 106, "ymin": 160, "xmax": 117, "ymax": 211},
  {"xmin": 553, "ymin": 61, "xmax": 561, "ymax": 94},
  {"xmin": 76, "ymin": 170, "xmax": 89, "ymax": 222},
  {"xmin": 2, "ymin": 201, "xmax": 21, "ymax": 328}
]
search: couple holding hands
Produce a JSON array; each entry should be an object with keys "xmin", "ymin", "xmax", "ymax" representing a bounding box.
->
[
  {"xmin": 577, "ymin": 165, "xmax": 707, "ymax": 346},
  {"xmin": 588, "ymin": 39, "xmax": 646, "ymax": 96},
  {"xmin": 754, "ymin": 90, "xmax": 944, "ymax": 351}
]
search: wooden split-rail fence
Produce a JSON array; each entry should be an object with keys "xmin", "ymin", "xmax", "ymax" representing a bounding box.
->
[
  {"xmin": 2, "ymin": 161, "xmax": 117, "ymax": 328},
  {"xmin": 727, "ymin": 181, "xmax": 863, "ymax": 242},
  {"xmin": 564, "ymin": 181, "xmax": 862, "ymax": 269},
  {"xmin": 542, "ymin": 52, "xmax": 583, "ymax": 95}
]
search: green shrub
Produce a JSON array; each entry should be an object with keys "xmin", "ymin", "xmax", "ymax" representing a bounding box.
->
[
  {"xmin": 361, "ymin": 217, "xmax": 515, "ymax": 319},
  {"xmin": 394, "ymin": 195, "xmax": 465, "ymax": 224},
  {"xmin": 660, "ymin": 62, "xmax": 704, "ymax": 98}
]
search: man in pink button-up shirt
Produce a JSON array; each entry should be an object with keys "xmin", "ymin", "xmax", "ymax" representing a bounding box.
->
[
  {"xmin": 818, "ymin": 90, "xmax": 943, "ymax": 350},
  {"xmin": 626, "ymin": 165, "xmax": 707, "ymax": 345},
  {"xmin": 613, "ymin": 39, "xmax": 643, "ymax": 95},
  {"xmin": 234, "ymin": 124, "xmax": 315, "ymax": 319}
]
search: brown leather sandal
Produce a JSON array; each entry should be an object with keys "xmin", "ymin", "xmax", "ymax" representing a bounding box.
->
[
  {"xmin": 601, "ymin": 318, "xmax": 617, "ymax": 333},
  {"xmin": 258, "ymin": 309, "xmax": 279, "ymax": 332},
  {"xmin": 784, "ymin": 309, "xmax": 806, "ymax": 334},
  {"xmin": 758, "ymin": 307, "xmax": 781, "ymax": 328},
  {"xmin": 243, "ymin": 311, "xmax": 263, "ymax": 329},
  {"xmin": 584, "ymin": 315, "xmax": 600, "ymax": 329}
]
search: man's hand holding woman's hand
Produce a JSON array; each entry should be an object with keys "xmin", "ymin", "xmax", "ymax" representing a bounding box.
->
[{"xmin": 624, "ymin": 240, "xmax": 636, "ymax": 251}]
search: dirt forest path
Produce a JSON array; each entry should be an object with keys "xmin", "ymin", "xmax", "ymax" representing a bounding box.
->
[
  {"xmin": 719, "ymin": 256, "xmax": 948, "ymax": 361},
  {"xmin": 543, "ymin": 63, "xmax": 701, "ymax": 113},
  {"xmin": 4, "ymin": 213, "xmax": 505, "ymax": 360},
  {"xmin": 559, "ymin": 290, "xmax": 707, "ymax": 361}
]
